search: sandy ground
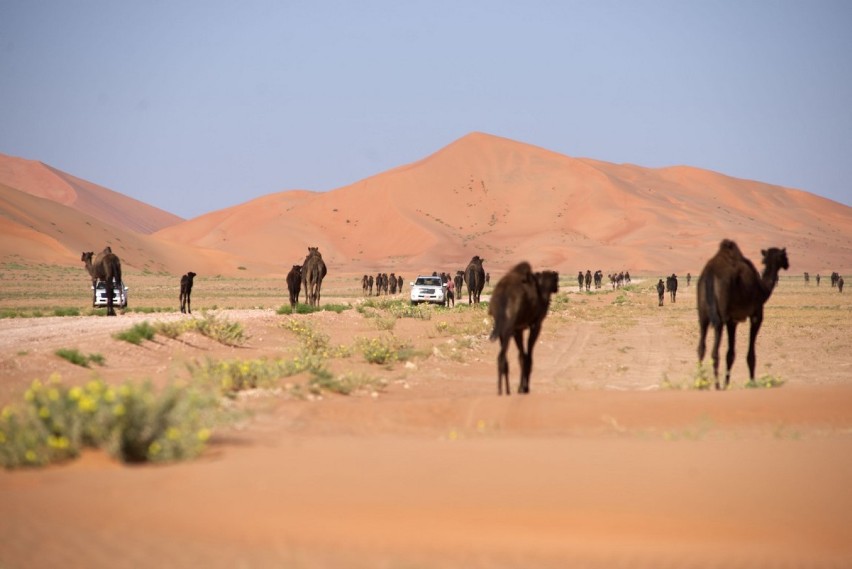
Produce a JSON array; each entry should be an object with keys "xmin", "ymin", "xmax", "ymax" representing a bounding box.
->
[{"xmin": 1, "ymin": 276, "xmax": 851, "ymax": 568}]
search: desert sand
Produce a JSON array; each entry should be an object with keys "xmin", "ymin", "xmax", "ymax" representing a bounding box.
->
[{"xmin": 0, "ymin": 269, "xmax": 850, "ymax": 569}]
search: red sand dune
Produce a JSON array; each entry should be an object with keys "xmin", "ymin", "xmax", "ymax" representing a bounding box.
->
[{"xmin": 2, "ymin": 133, "xmax": 851, "ymax": 277}]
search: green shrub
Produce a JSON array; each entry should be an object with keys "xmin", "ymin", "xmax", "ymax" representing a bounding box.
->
[
  {"xmin": 307, "ymin": 371, "xmax": 386, "ymax": 396},
  {"xmin": 113, "ymin": 321, "xmax": 157, "ymax": 344},
  {"xmin": 356, "ymin": 335, "xmax": 415, "ymax": 365},
  {"xmin": 53, "ymin": 307, "xmax": 80, "ymax": 317},
  {"xmin": 190, "ymin": 358, "xmax": 297, "ymax": 397},
  {"xmin": 745, "ymin": 374, "xmax": 785, "ymax": 389},
  {"xmin": 0, "ymin": 376, "xmax": 218, "ymax": 468},
  {"xmin": 277, "ymin": 303, "xmax": 351, "ymax": 315},
  {"xmin": 55, "ymin": 348, "xmax": 104, "ymax": 368},
  {"xmin": 194, "ymin": 312, "xmax": 247, "ymax": 346}
]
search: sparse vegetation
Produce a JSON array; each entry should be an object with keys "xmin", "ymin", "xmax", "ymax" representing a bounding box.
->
[
  {"xmin": 55, "ymin": 348, "xmax": 105, "ymax": 368},
  {"xmin": 114, "ymin": 321, "xmax": 157, "ymax": 345},
  {"xmin": 356, "ymin": 335, "xmax": 416, "ymax": 365},
  {"xmin": 0, "ymin": 375, "xmax": 219, "ymax": 468}
]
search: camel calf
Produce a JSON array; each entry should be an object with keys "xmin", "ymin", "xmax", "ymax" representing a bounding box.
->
[
  {"xmin": 488, "ymin": 262, "xmax": 560, "ymax": 395},
  {"xmin": 180, "ymin": 272, "xmax": 196, "ymax": 314},
  {"xmin": 286, "ymin": 265, "xmax": 302, "ymax": 309}
]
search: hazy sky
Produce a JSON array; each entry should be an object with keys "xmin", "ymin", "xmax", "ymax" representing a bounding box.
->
[{"xmin": 2, "ymin": 1, "xmax": 850, "ymax": 219}]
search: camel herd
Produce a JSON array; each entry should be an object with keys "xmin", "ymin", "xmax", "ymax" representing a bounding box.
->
[
  {"xmin": 804, "ymin": 272, "xmax": 845, "ymax": 292},
  {"xmin": 81, "ymin": 238, "xmax": 852, "ymax": 395}
]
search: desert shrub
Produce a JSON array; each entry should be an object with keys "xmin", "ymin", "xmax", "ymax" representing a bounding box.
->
[
  {"xmin": 55, "ymin": 348, "xmax": 104, "ymax": 368},
  {"xmin": 114, "ymin": 321, "xmax": 157, "ymax": 344},
  {"xmin": 53, "ymin": 307, "xmax": 80, "ymax": 317},
  {"xmin": 189, "ymin": 358, "xmax": 296, "ymax": 397},
  {"xmin": 661, "ymin": 363, "xmax": 713, "ymax": 390},
  {"xmin": 307, "ymin": 371, "xmax": 386, "ymax": 396},
  {"xmin": 356, "ymin": 335, "xmax": 415, "ymax": 365},
  {"xmin": 194, "ymin": 312, "xmax": 247, "ymax": 346},
  {"xmin": 0, "ymin": 376, "xmax": 218, "ymax": 468},
  {"xmin": 281, "ymin": 318, "xmax": 350, "ymax": 359},
  {"xmin": 277, "ymin": 303, "xmax": 352, "ymax": 316},
  {"xmin": 154, "ymin": 319, "xmax": 195, "ymax": 340},
  {"xmin": 358, "ymin": 298, "xmax": 431, "ymax": 320},
  {"xmin": 745, "ymin": 374, "xmax": 785, "ymax": 389}
]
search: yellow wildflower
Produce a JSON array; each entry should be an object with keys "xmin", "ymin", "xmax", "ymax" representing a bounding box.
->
[
  {"xmin": 38, "ymin": 407, "xmax": 50, "ymax": 419},
  {"xmin": 69, "ymin": 386, "xmax": 83, "ymax": 400},
  {"xmin": 166, "ymin": 427, "xmax": 180, "ymax": 441},
  {"xmin": 148, "ymin": 441, "xmax": 162, "ymax": 456},
  {"xmin": 197, "ymin": 428, "xmax": 211, "ymax": 442},
  {"xmin": 47, "ymin": 388, "xmax": 60, "ymax": 401},
  {"xmin": 112, "ymin": 403, "xmax": 126, "ymax": 417}
]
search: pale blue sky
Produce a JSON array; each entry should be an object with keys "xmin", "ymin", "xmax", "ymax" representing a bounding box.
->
[{"xmin": 1, "ymin": 1, "xmax": 850, "ymax": 219}]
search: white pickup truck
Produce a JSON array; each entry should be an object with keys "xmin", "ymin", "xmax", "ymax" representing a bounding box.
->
[{"xmin": 92, "ymin": 280, "xmax": 129, "ymax": 309}]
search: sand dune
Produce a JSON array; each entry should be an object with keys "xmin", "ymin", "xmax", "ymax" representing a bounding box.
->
[{"xmin": 2, "ymin": 133, "xmax": 851, "ymax": 278}]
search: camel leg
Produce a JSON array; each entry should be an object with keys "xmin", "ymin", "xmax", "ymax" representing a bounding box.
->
[
  {"xmin": 186, "ymin": 291, "xmax": 191, "ymax": 314},
  {"xmin": 710, "ymin": 323, "xmax": 723, "ymax": 389},
  {"xmin": 180, "ymin": 291, "xmax": 185, "ymax": 313},
  {"xmin": 697, "ymin": 315, "xmax": 709, "ymax": 363},
  {"xmin": 724, "ymin": 321, "xmax": 738, "ymax": 389},
  {"xmin": 497, "ymin": 336, "xmax": 510, "ymax": 395},
  {"xmin": 747, "ymin": 314, "xmax": 763, "ymax": 381},
  {"xmin": 522, "ymin": 324, "xmax": 542, "ymax": 394},
  {"xmin": 106, "ymin": 277, "xmax": 115, "ymax": 316},
  {"xmin": 513, "ymin": 330, "xmax": 526, "ymax": 394}
]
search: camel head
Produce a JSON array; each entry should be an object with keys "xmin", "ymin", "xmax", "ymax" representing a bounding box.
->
[
  {"xmin": 535, "ymin": 271, "xmax": 559, "ymax": 295},
  {"xmin": 761, "ymin": 247, "xmax": 789, "ymax": 272},
  {"xmin": 760, "ymin": 247, "xmax": 789, "ymax": 288},
  {"xmin": 81, "ymin": 252, "xmax": 94, "ymax": 264}
]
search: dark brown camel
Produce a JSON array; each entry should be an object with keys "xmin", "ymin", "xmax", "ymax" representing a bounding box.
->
[
  {"xmin": 489, "ymin": 262, "xmax": 559, "ymax": 395},
  {"xmin": 464, "ymin": 256, "xmax": 486, "ymax": 304},
  {"xmin": 286, "ymin": 265, "xmax": 302, "ymax": 309},
  {"xmin": 301, "ymin": 247, "xmax": 327, "ymax": 306},
  {"xmin": 667, "ymin": 273, "xmax": 678, "ymax": 303},
  {"xmin": 81, "ymin": 248, "xmax": 122, "ymax": 316},
  {"xmin": 180, "ymin": 272, "xmax": 196, "ymax": 314},
  {"xmin": 839, "ymin": 276, "xmax": 845, "ymax": 293},
  {"xmin": 697, "ymin": 239, "xmax": 789, "ymax": 389}
]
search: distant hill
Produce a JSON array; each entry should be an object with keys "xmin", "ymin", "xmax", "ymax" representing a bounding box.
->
[
  {"xmin": 0, "ymin": 153, "xmax": 182, "ymax": 233},
  {"xmin": 157, "ymin": 132, "xmax": 852, "ymax": 275},
  {"xmin": 2, "ymin": 133, "xmax": 851, "ymax": 278}
]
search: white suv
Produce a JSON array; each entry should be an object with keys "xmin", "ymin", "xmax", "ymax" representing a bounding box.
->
[{"xmin": 410, "ymin": 276, "xmax": 446, "ymax": 305}]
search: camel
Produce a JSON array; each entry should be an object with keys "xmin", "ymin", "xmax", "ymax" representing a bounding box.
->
[
  {"xmin": 594, "ymin": 270, "xmax": 603, "ymax": 289},
  {"xmin": 584, "ymin": 270, "xmax": 592, "ymax": 291},
  {"xmin": 839, "ymin": 276, "xmax": 845, "ymax": 293},
  {"xmin": 362, "ymin": 275, "xmax": 369, "ymax": 295},
  {"xmin": 180, "ymin": 272, "xmax": 196, "ymax": 314},
  {"xmin": 697, "ymin": 239, "xmax": 789, "ymax": 389},
  {"xmin": 464, "ymin": 256, "xmax": 486, "ymax": 304},
  {"xmin": 397, "ymin": 275, "xmax": 403, "ymax": 292},
  {"xmin": 656, "ymin": 279, "xmax": 665, "ymax": 306},
  {"xmin": 81, "ymin": 248, "xmax": 122, "ymax": 316},
  {"xmin": 578, "ymin": 272, "xmax": 584, "ymax": 291},
  {"xmin": 667, "ymin": 273, "xmax": 678, "ymax": 303},
  {"xmin": 686, "ymin": 272, "xmax": 692, "ymax": 287},
  {"xmin": 454, "ymin": 271, "xmax": 464, "ymax": 299},
  {"xmin": 488, "ymin": 262, "xmax": 559, "ymax": 395},
  {"xmin": 286, "ymin": 265, "xmax": 302, "ymax": 309},
  {"xmin": 301, "ymin": 247, "xmax": 327, "ymax": 307}
]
